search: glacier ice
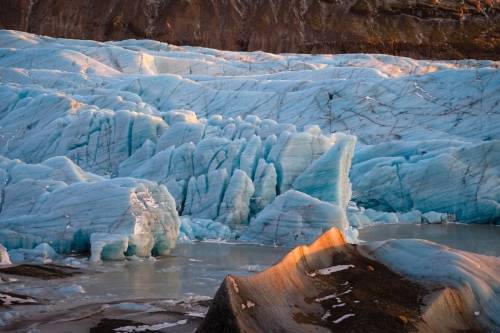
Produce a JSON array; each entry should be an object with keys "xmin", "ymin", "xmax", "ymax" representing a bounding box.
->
[
  {"xmin": 351, "ymin": 140, "xmax": 500, "ymax": 224},
  {"xmin": 250, "ymin": 159, "xmax": 277, "ymax": 215},
  {"xmin": 90, "ymin": 233, "xmax": 129, "ymax": 262},
  {"xmin": 241, "ymin": 190, "xmax": 349, "ymax": 246},
  {"xmin": 0, "ymin": 244, "xmax": 10, "ymax": 265},
  {"xmin": 292, "ymin": 134, "xmax": 357, "ymax": 210},
  {"xmin": 347, "ymin": 205, "xmax": 452, "ymax": 227},
  {"xmin": 0, "ymin": 156, "xmax": 180, "ymax": 258},
  {"xmin": 8, "ymin": 243, "xmax": 57, "ymax": 264},
  {"xmin": 183, "ymin": 169, "xmax": 229, "ymax": 220},
  {"xmin": 178, "ymin": 216, "xmax": 232, "ymax": 242},
  {"xmin": 217, "ymin": 170, "xmax": 255, "ymax": 227},
  {"xmin": 0, "ymin": 29, "xmax": 498, "ymax": 258},
  {"xmin": 366, "ymin": 239, "xmax": 500, "ymax": 330}
]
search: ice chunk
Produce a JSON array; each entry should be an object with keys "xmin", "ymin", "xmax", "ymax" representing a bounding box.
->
[
  {"xmin": 57, "ymin": 284, "xmax": 86, "ymax": 296},
  {"xmin": 250, "ymin": 159, "xmax": 277, "ymax": 215},
  {"xmin": 0, "ymin": 157, "xmax": 180, "ymax": 258},
  {"xmin": 268, "ymin": 131, "xmax": 336, "ymax": 193},
  {"xmin": 90, "ymin": 233, "xmax": 129, "ymax": 262},
  {"xmin": 178, "ymin": 216, "xmax": 232, "ymax": 241},
  {"xmin": 293, "ymin": 134, "xmax": 356, "ymax": 209},
  {"xmin": 183, "ymin": 169, "xmax": 229, "ymax": 220},
  {"xmin": 217, "ymin": 170, "xmax": 255, "ymax": 227},
  {"xmin": 241, "ymin": 190, "xmax": 348, "ymax": 246},
  {"xmin": 8, "ymin": 243, "xmax": 57, "ymax": 264},
  {"xmin": 0, "ymin": 244, "xmax": 10, "ymax": 265}
]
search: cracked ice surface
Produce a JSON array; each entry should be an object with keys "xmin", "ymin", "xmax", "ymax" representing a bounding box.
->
[
  {"xmin": 0, "ymin": 29, "xmax": 498, "ymax": 249},
  {"xmin": 0, "ymin": 156, "xmax": 180, "ymax": 260}
]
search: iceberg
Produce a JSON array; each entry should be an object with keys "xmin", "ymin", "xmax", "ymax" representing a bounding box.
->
[
  {"xmin": 8, "ymin": 243, "xmax": 58, "ymax": 264},
  {"xmin": 90, "ymin": 233, "xmax": 129, "ymax": 262},
  {"xmin": 292, "ymin": 134, "xmax": 357, "ymax": 209},
  {"xmin": 178, "ymin": 216, "xmax": 232, "ymax": 242},
  {"xmin": 0, "ymin": 156, "xmax": 180, "ymax": 258},
  {"xmin": 0, "ymin": 244, "xmax": 10, "ymax": 265},
  {"xmin": 241, "ymin": 190, "xmax": 349, "ymax": 246}
]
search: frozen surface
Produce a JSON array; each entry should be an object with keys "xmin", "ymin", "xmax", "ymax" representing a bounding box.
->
[
  {"xmin": 241, "ymin": 190, "xmax": 349, "ymax": 246},
  {"xmin": 0, "ymin": 156, "xmax": 180, "ymax": 258},
  {"xmin": 0, "ymin": 244, "xmax": 10, "ymax": 265},
  {"xmin": 1, "ymin": 226, "xmax": 499, "ymax": 331},
  {"xmin": 352, "ymin": 140, "xmax": 500, "ymax": 224},
  {"xmin": 0, "ymin": 29, "xmax": 498, "ymax": 250},
  {"xmin": 359, "ymin": 224, "xmax": 500, "ymax": 257},
  {"xmin": 365, "ymin": 239, "xmax": 500, "ymax": 330}
]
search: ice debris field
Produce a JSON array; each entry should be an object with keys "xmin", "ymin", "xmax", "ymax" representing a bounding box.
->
[{"xmin": 0, "ymin": 30, "xmax": 499, "ymax": 261}]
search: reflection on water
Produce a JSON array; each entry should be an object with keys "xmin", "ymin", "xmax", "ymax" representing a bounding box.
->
[
  {"xmin": 81, "ymin": 242, "xmax": 290, "ymax": 299},
  {"xmin": 359, "ymin": 223, "xmax": 500, "ymax": 256}
]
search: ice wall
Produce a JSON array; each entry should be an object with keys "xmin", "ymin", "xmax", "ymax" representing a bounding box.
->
[
  {"xmin": 0, "ymin": 30, "xmax": 498, "ymax": 227},
  {"xmin": 0, "ymin": 156, "xmax": 180, "ymax": 260}
]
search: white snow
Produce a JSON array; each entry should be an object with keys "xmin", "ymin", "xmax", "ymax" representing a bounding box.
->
[
  {"xmin": 317, "ymin": 265, "xmax": 355, "ymax": 275},
  {"xmin": 114, "ymin": 319, "xmax": 187, "ymax": 332},
  {"xmin": 333, "ymin": 313, "xmax": 356, "ymax": 324}
]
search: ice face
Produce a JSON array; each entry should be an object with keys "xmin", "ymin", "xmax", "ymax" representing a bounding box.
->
[
  {"xmin": 241, "ymin": 190, "xmax": 349, "ymax": 246},
  {"xmin": 178, "ymin": 216, "xmax": 232, "ymax": 242},
  {"xmin": 90, "ymin": 233, "xmax": 129, "ymax": 262},
  {"xmin": 0, "ymin": 29, "xmax": 498, "ymax": 256},
  {"xmin": 217, "ymin": 169, "xmax": 255, "ymax": 227},
  {"xmin": 351, "ymin": 140, "xmax": 500, "ymax": 224},
  {"xmin": 0, "ymin": 157, "xmax": 180, "ymax": 258},
  {"xmin": 0, "ymin": 244, "xmax": 11, "ymax": 265},
  {"xmin": 365, "ymin": 239, "xmax": 500, "ymax": 330},
  {"xmin": 293, "ymin": 134, "xmax": 357, "ymax": 210}
]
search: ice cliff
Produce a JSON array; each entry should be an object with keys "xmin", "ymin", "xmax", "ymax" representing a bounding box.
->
[
  {"xmin": 0, "ymin": 30, "xmax": 498, "ymax": 254},
  {"xmin": 0, "ymin": 156, "xmax": 180, "ymax": 260}
]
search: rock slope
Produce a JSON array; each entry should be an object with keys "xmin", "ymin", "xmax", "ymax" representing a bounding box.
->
[
  {"xmin": 198, "ymin": 228, "xmax": 500, "ymax": 332},
  {"xmin": 0, "ymin": 0, "xmax": 499, "ymax": 59}
]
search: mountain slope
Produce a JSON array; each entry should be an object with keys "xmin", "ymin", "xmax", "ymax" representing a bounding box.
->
[{"xmin": 0, "ymin": 0, "xmax": 499, "ymax": 59}]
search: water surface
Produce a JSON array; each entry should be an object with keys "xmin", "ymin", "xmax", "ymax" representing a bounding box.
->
[{"xmin": 359, "ymin": 223, "xmax": 500, "ymax": 256}]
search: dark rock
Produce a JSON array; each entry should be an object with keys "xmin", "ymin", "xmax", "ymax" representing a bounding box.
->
[{"xmin": 0, "ymin": 0, "xmax": 498, "ymax": 59}]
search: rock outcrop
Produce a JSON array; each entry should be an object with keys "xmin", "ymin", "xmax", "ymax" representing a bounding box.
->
[
  {"xmin": 1, "ymin": 0, "xmax": 499, "ymax": 60},
  {"xmin": 198, "ymin": 228, "xmax": 500, "ymax": 332}
]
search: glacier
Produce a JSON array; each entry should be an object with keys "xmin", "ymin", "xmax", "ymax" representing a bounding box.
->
[
  {"xmin": 0, "ymin": 156, "xmax": 180, "ymax": 260},
  {"xmin": 0, "ymin": 29, "xmax": 499, "ymax": 258}
]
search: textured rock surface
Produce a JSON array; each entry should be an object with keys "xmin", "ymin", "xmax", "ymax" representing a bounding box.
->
[
  {"xmin": 1, "ymin": 0, "xmax": 498, "ymax": 60},
  {"xmin": 198, "ymin": 228, "xmax": 500, "ymax": 332}
]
